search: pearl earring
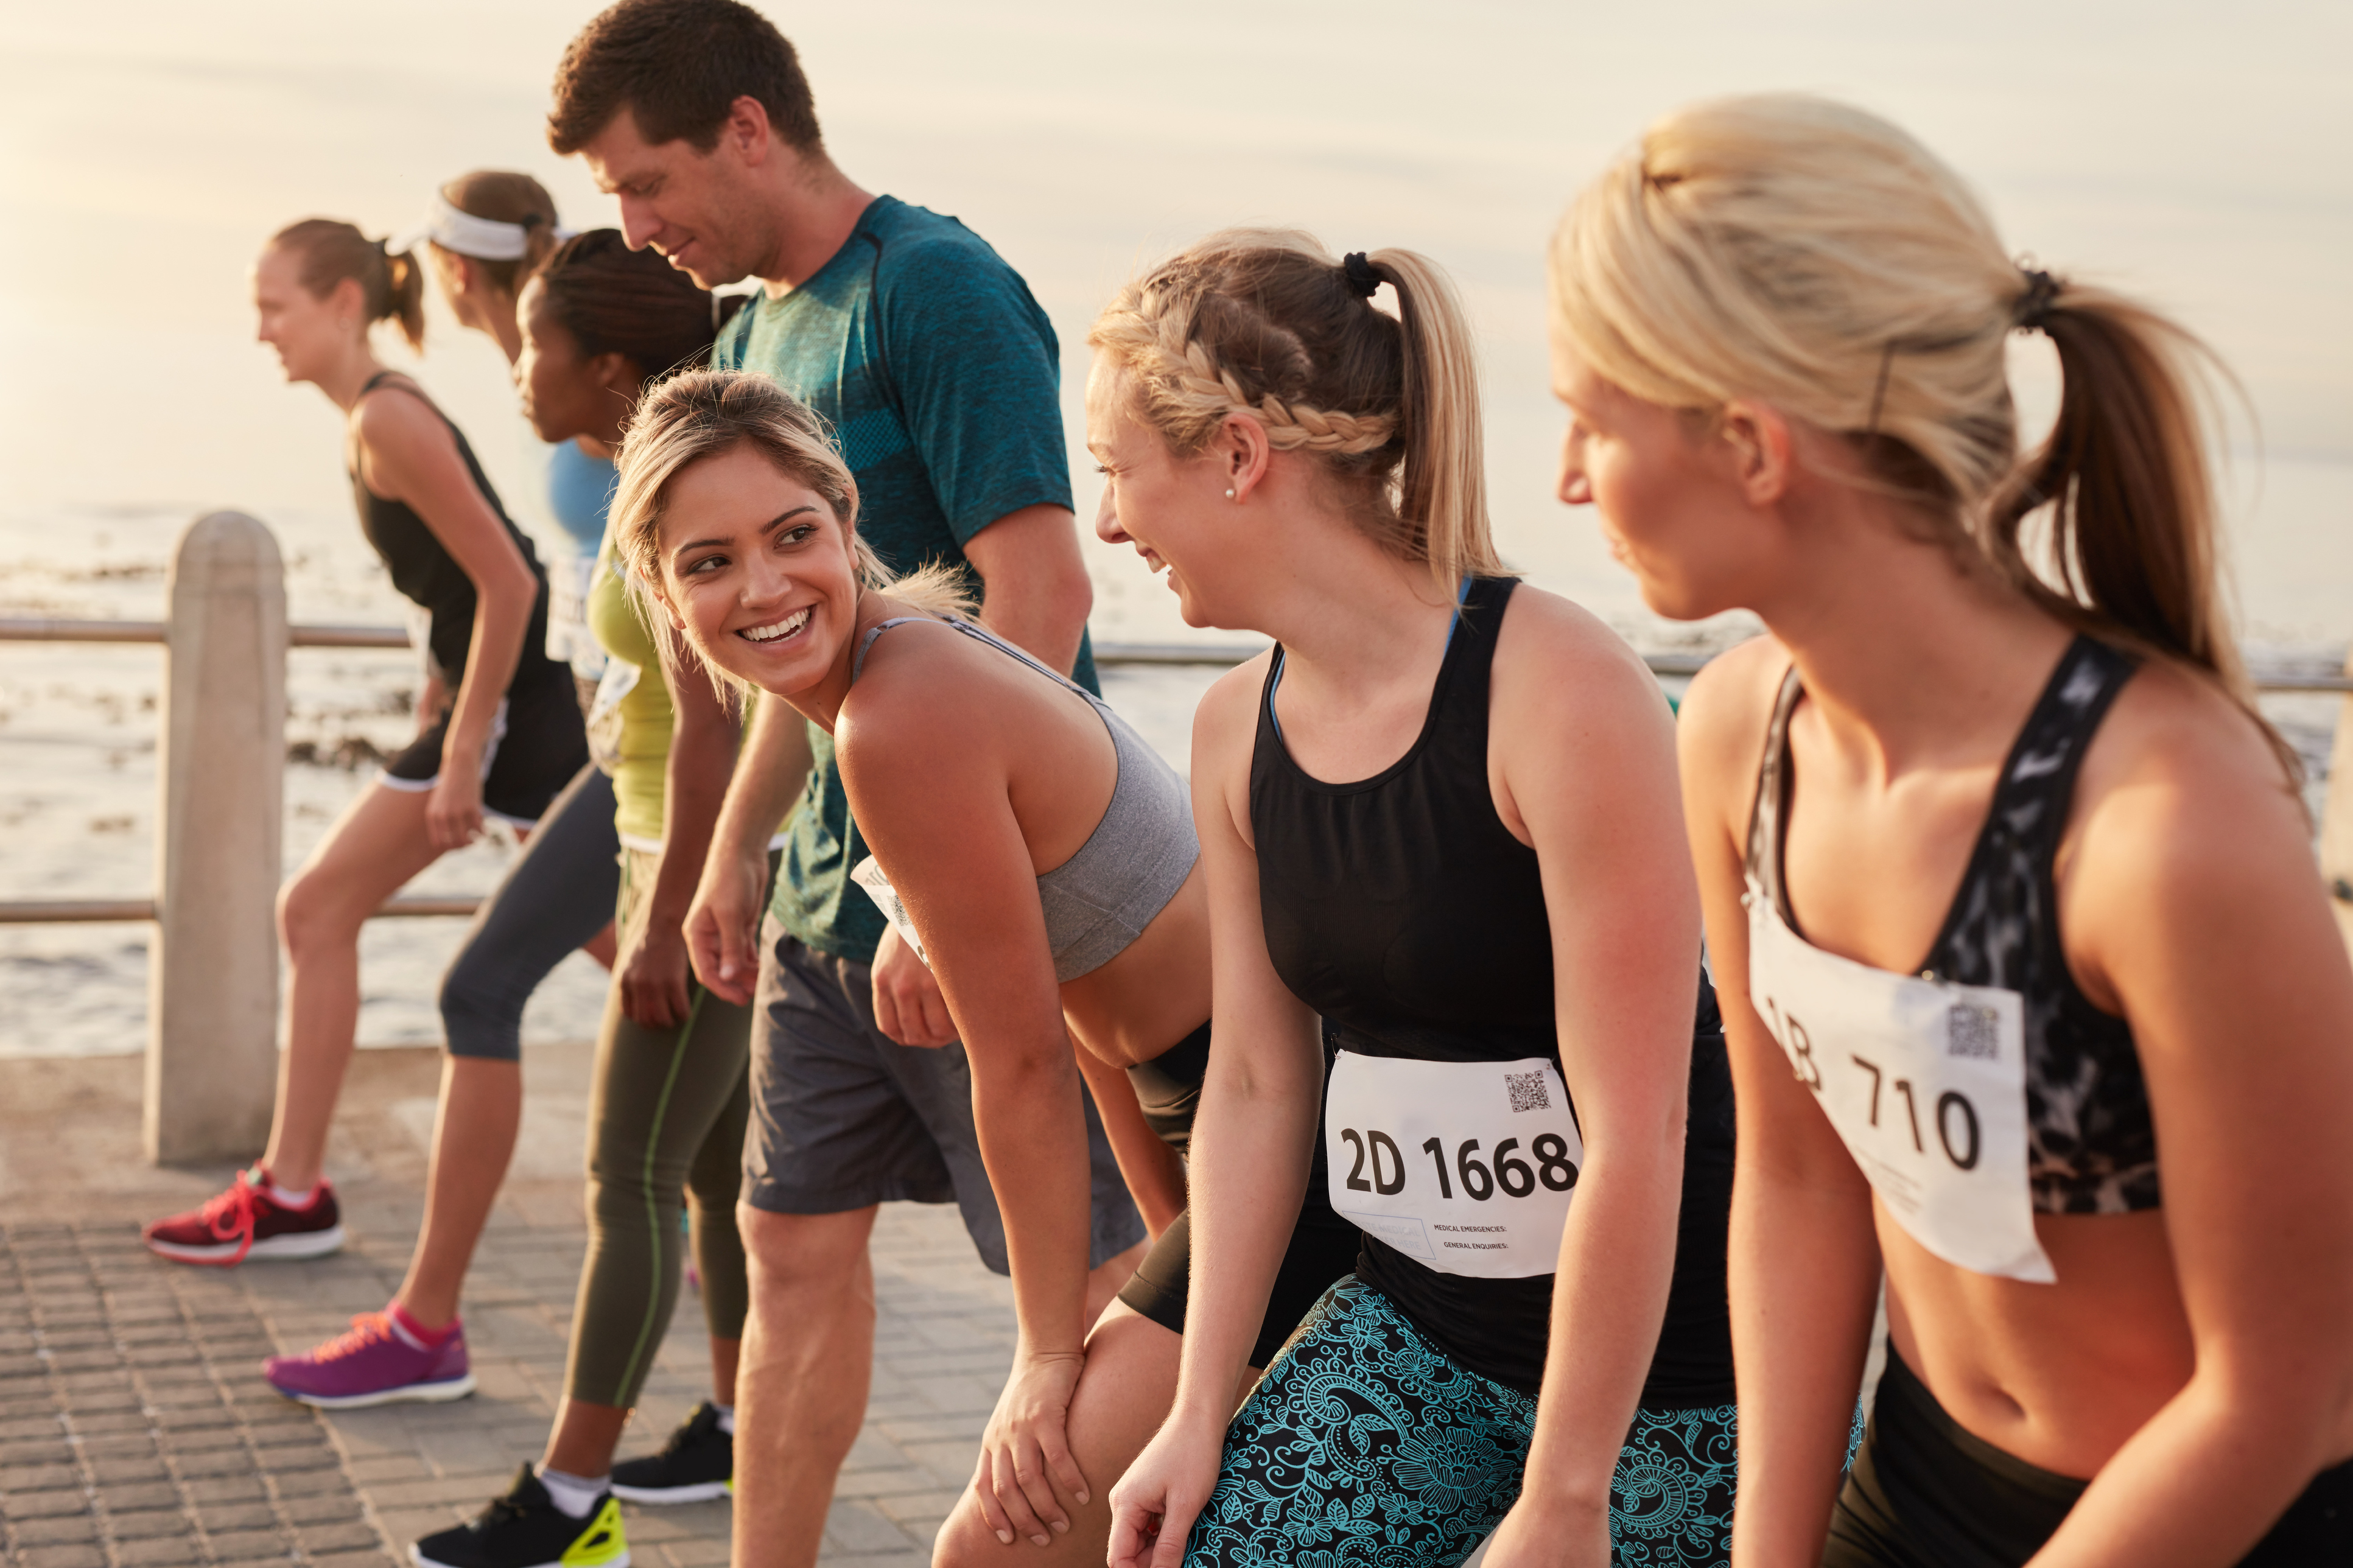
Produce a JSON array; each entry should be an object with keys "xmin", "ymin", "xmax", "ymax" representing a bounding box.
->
[{"xmin": 1224, "ymin": 488, "xmax": 1236, "ymax": 500}]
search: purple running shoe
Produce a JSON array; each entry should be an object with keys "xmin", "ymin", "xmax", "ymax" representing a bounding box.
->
[{"xmin": 265, "ymin": 1310, "xmax": 475, "ymax": 1408}]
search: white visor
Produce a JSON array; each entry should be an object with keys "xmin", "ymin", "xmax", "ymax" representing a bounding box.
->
[{"xmin": 388, "ymin": 192, "xmax": 552, "ymax": 262}]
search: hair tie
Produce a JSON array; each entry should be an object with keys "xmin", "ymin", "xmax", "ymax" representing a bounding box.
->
[
  {"xmin": 2013, "ymin": 267, "xmax": 2061, "ymax": 332},
  {"xmin": 1342, "ymin": 252, "xmax": 1382, "ymax": 299}
]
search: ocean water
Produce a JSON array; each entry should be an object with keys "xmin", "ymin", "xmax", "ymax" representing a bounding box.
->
[{"xmin": 1, "ymin": 1, "xmax": 2346, "ymax": 1055}]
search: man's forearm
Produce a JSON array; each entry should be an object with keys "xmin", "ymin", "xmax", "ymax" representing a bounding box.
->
[{"xmin": 964, "ymin": 503, "xmax": 1092, "ymax": 675}]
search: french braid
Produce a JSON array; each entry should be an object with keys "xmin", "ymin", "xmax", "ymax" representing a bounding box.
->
[
  {"xmin": 1090, "ymin": 228, "xmax": 1503, "ymax": 586},
  {"xmin": 1134, "ymin": 300, "xmax": 1397, "ymax": 457}
]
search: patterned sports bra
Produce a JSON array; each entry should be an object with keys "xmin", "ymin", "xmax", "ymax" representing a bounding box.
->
[{"xmin": 1744, "ymin": 635, "xmax": 2158, "ymax": 1215}]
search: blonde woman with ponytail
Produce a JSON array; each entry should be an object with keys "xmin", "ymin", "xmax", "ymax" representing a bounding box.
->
[
  {"xmin": 1101, "ymin": 232, "xmax": 1738, "ymax": 1568},
  {"xmin": 1551, "ymin": 95, "xmax": 2353, "ymax": 1566}
]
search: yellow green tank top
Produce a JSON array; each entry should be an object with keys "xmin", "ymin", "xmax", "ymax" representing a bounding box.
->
[{"xmin": 583, "ymin": 547, "xmax": 674, "ymax": 847}]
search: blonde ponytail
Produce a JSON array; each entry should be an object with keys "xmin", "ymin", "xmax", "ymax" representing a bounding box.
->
[
  {"xmin": 1551, "ymin": 93, "xmax": 2287, "ymax": 777},
  {"xmin": 1089, "ymin": 228, "xmax": 1504, "ymax": 588}
]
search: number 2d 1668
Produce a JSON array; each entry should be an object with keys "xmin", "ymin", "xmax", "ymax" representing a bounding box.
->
[{"xmin": 1338, "ymin": 1129, "xmax": 1580, "ymax": 1201}]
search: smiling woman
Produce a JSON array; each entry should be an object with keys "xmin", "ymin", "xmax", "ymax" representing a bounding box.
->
[{"xmin": 603, "ymin": 367, "xmax": 1366, "ymax": 1568}]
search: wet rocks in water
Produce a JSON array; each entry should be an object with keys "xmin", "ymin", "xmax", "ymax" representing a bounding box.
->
[{"xmin": 287, "ymin": 735, "xmax": 388, "ymax": 771}]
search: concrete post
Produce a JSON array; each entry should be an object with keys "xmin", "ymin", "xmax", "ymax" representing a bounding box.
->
[{"xmin": 147, "ymin": 513, "xmax": 286, "ymax": 1164}]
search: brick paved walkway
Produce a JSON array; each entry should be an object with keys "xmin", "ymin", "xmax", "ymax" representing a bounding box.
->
[{"xmin": 0, "ymin": 1043, "xmax": 1020, "ymax": 1568}]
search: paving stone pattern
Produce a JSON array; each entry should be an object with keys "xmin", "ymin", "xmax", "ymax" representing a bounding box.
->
[
  {"xmin": 0, "ymin": 1222, "xmax": 377, "ymax": 1568},
  {"xmin": 0, "ymin": 1045, "xmax": 1027, "ymax": 1568}
]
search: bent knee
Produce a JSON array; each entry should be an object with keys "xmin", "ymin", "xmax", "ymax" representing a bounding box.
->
[
  {"xmin": 277, "ymin": 870, "xmax": 365, "ymax": 954},
  {"xmin": 740, "ymin": 1205, "xmax": 873, "ymax": 1290},
  {"xmin": 931, "ymin": 1497, "xmax": 1005, "ymax": 1568}
]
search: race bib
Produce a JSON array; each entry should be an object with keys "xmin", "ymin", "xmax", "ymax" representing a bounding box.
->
[
  {"xmin": 584, "ymin": 654, "xmax": 640, "ymax": 774},
  {"xmin": 1746, "ymin": 880, "xmax": 2055, "ymax": 1283},
  {"xmin": 850, "ymin": 857, "xmax": 930, "ymax": 967},
  {"xmin": 1324, "ymin": 1051, "xmax": 1582, "ymax": 1279}
]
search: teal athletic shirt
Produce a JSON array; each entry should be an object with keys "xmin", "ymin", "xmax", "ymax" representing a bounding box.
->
[{"xmin": 715, "ymin": 195, "xmax": 1095, "ymax": 964}]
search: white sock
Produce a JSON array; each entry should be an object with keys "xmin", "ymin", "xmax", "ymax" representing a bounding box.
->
[
  {"xmin": 536, "ymin": 1466, "xmax": 608, "ymax": 1520},
  {"xmin": 713, "ymin": 1402, "xmax": 735, "ymax": 1435},
  {"xmin": 264, "ymin": 1180, "xmax": 316, "ymax": 1209}
]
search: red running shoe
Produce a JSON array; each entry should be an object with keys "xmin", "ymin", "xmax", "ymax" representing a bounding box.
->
[{"xmin": 142, "ymin": 1168, "xmax": 345, "ymax": 1265}]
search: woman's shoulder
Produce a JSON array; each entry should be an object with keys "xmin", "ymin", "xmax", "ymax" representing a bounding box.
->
[
  {"xmin": 2074, "ymin": 651, "xmax": 2308, "ymax": 875},
  {"xmin": 1486, "ymin": 581, "xmax": 1682, "ymax": 738},
  {"xmin": 838, "ymin": 616, "xmax": 1057, "ymax": 763},
  {"xmin": 1666, "ymin": 633, "xmax": 1789, "ymax": 832},
  {"xmin": 352, "ymin": 375, "xmax": 457, "ymax": 463}
]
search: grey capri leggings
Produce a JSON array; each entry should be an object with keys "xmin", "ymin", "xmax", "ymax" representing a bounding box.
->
[{"xmin": 440, "ymin": 762, "xmax": 621, "ymax": 1061}]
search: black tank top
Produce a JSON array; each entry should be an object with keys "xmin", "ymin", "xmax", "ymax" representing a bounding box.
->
[
  {"xmin": 349, "ymin": 372, "xmax": 555, "ymax": 689},
  {"xmin": 1251, "ymin": 575, "xmax": 1736, "ymax": 1403},
  {"xmin": 1745, "ymin": 634, "xmax": 2155, "ymax": 1214}
]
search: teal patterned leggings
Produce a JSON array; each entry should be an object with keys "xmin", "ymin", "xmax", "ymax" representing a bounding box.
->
[{"xmin": 1183, "ymin": 1276, "xmax": 1859, "ymax": 1567}]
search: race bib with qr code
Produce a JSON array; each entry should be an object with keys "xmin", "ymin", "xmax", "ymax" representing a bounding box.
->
[
  {"xmin": 850, "ymin": 857, "xmax": 929, "ymax": 967},
  {"xmin": 1324, "ymin": 1050, "xmax": 1582, "ymax": 1280},
  {"xmin": 1745, "ymin": 878, "xmax": 2055, "ymax": 1283}
]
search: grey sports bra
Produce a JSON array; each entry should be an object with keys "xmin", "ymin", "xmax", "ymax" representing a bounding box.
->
[{"xmin": 849, "ymin": 616, "xmax": 1199, "ymax": 983}]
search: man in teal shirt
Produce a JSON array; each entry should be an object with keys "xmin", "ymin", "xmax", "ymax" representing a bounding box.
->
[{"xmin": 538, "ymin": 5, "xmax": 1146, "ymax": 1568}]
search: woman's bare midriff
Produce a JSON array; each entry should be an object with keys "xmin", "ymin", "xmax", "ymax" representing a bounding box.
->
[
  {"xmin": 1883, "ymin": 1206, "xmax": 2194, "ymax": 1477},
  {"xmin": 1059, "ymin": 865, "xmax": 1212, "ymax": 1069}
]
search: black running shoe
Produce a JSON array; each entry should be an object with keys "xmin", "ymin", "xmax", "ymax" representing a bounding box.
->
[
  {"xmin": 610, "ymin": 1401, "xmax": 733, "ymax": 1504},
  {"xmin": 410, "ymin": 1465, "xmax": 629, "ymax": 1568}
]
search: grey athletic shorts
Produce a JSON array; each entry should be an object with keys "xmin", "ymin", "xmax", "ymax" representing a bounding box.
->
[{"xmin": 743, "ymin": 919, "xmax": 1146, "ymax": 1276}]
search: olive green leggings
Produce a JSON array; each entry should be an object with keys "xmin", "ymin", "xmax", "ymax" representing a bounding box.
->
[{"xmin": 561, "ymin": 849, "xmax": 759, "ymax": 1409}]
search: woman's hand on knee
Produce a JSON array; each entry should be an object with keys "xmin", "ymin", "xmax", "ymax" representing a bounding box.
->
[
  {"xmin": 1106, "ymin": 1413, "xmax": 1220, "ymax": 1568},
  {"xmin": 973, "ymin": 1349, "xmax": 1089, "ymax": 1548}
]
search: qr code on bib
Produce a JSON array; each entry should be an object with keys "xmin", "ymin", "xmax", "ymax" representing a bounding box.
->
[
  {"xmin": 1947, "ymin": 1003, "xmax": 2000, "ymax": 1060},
  {"xmin": 1505, "ymin": 1070, "xmax": 1551, "ymax": 1112}
]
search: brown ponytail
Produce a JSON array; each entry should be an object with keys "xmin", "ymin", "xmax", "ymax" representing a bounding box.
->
[{"xmin": 271, "ymin": 218, "xmax": 427, "ymax": 352}]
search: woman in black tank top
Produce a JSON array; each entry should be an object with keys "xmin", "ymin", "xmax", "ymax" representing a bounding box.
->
[
  {"xmin": 1095, "ymin": 237, "xmax": 1739, "ymax": 1568},
  {"xmin": 1552, "ymin": 98, "xmax": 2353, "ymax": 1566},
  {"xmin": 143, "ymin": 220, "xmax": 587, "ymax": 1297}
]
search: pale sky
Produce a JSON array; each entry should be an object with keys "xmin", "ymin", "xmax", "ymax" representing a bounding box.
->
[{"xmin": 4, "ymin": 0, "xmax": 2347, "ymax": 640}]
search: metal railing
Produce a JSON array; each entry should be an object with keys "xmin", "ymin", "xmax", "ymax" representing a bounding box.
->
[{"xmin": 7, "ymin": 511, "xmax": 2351, "ymax": 1161}]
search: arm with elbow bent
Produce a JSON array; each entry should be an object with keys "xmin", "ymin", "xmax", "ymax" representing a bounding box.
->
[
  {"xmin": 837, "ymin": 678, "xmax": 1103, "ymax": 1547},
  {"xmin": 356, "ymin": 391, "xmax": 539, "ymax": 850},
  {"xmin": 1108, "ymin": 657, "xmax": 1325, "ymax": 1568},
  {"xmin": 1479, "ymin": 600, "xmax": 1706, "ymax": 1568},
  {"xmin": 963, "ymin": 503, "xmax": 1093, "ymax": 676},
  {"xmin": 684, "ymin": 691, "xmax": 812, "ymax": 1003},
  {"xmin": 1677, "ymin": 649, "xmax": 1885, "ymax": 1568},
  {"xmin": 620, "ymin": 638, "xmax": 741, "ymax": 1029},
  {"xmin": 2009, "ymin": 688, "xmax": 2353, "ymax": 1568}
]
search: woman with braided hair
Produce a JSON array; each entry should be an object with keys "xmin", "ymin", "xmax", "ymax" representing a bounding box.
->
[
  {"xmin": 1099, "ymin": 230, "xmax": 1741, "ymax": 1568},
  {"xmin": 1553, "ymin": 97, "xmax": 2353, "ymax": 1565}
]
